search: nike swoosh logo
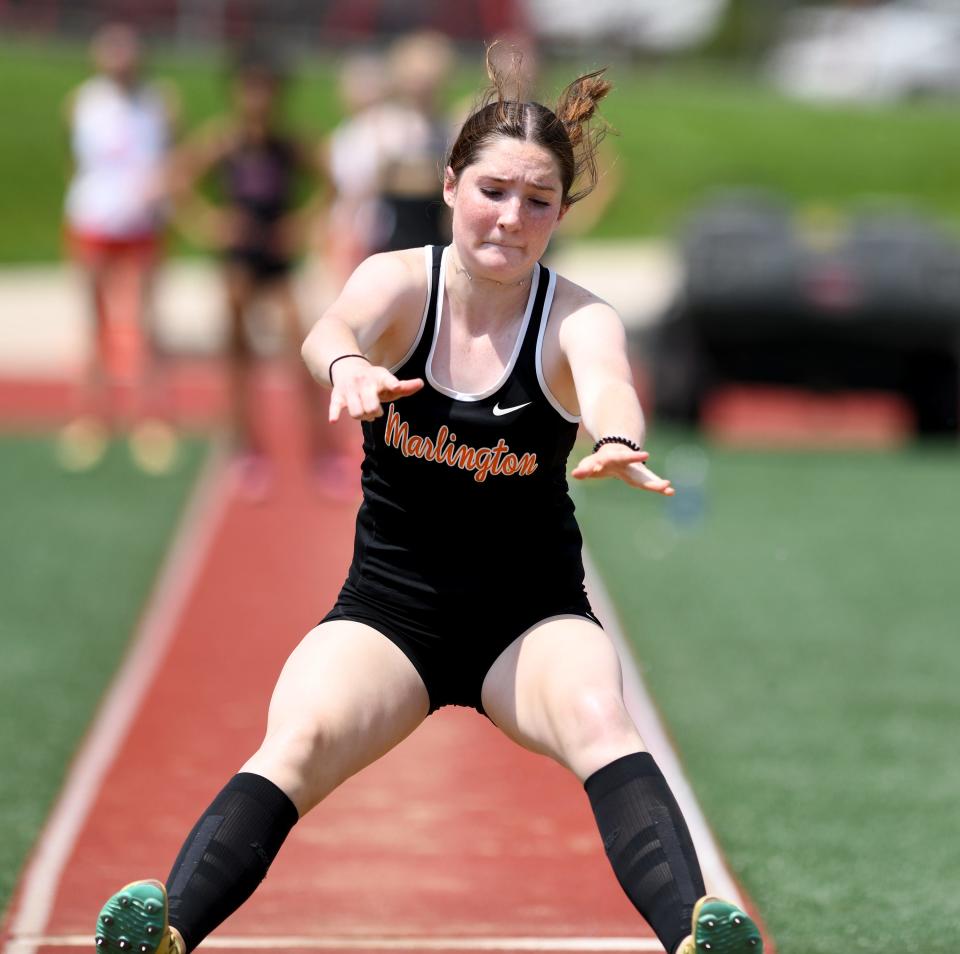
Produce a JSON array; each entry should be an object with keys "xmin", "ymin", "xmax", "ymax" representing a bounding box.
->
[{"xmin": 492, "ymin": 401, "xmax": 532, "ymax": 416}]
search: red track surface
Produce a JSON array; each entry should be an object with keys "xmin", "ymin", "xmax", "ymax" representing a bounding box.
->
[{"xmin": 2, "ymin": 372, "xmax": 770, "ymax": 954}]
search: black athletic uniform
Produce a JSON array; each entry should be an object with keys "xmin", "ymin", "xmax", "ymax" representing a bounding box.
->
[
  {"xmin": 324, "ymin": 245, "xmax": 600, "ymax": 712},
  {"xmin": 374, "ymin": 116, "xmax": 450, "ymax": 253},
  {"xmin": 219, "ymin": 134, "xmax": 300, "ymax": 283},
  {"xmin": 375, "ymin": 193, "xmax": 449, "ymax": 253}
]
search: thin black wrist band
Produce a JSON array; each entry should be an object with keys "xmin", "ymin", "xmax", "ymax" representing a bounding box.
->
[
  {"xmin": 593, "ymin": 435, "xmax": 643, "ymax": 454},
  {"xmin": 328, "ymin": 353, "xmax": 369, "ymax": 384}
]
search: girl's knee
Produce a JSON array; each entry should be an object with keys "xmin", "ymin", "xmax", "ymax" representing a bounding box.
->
[
  {"xmin": 243, "ymin": 722, "xmax": 343, "ymax": 813},
  {"xmin": 551, "ymin": 688, "xmax": 643, "ymax": 776}
]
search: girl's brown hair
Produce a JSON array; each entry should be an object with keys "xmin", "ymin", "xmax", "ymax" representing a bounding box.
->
[{"xmin": 446, "ymin": 45, "xmax": 612, "ymax": 207}]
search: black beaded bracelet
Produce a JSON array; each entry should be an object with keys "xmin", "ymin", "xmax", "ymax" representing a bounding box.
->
[
  {"xmin": 328, "ymin": 353, "xmax": 370, "ymax": 384},
  {"xmin": 593, "ymin": 435, "xmax": 644, "ymax": 454}
]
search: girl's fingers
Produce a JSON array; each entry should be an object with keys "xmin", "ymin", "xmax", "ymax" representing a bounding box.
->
[
  {"xmin": 633, "ymin": 465, "xmax": 675, "ymax": 496},
  {"xmin": 361, "ymin": 383, "xmax": 382, "ymax": 416},
  {"xmin": 633, "ymin": 462, "xmax": 661, "ymax": 482},
  {"xmin": 572, "ymin": 453, "xmax": 675, "ymax": 496},
  {"xmin": 381, "ymin": 377, "xmax": 424, "ymax": 400},
  {"xmin": 328, "ymin": 390, "xmax": 345, "ymax": 423},
  {"xmin": 345, "ymin": 389, "xmax": 365, "ymax": 419},
  {"xmin": 329, "ymin": 371, "xmax": 423, "ymax": 423},
  {"xmin": 335, "ymin": 372, "xmax": 425, "ymax": 418},
  {"xmin": 631, "ymin": 462, "xmax": 671, "ymax": 489},
  {"xmin": 641, "ymin": 476, "xmax": 673, "ymax": 493},
  {"xmin": 571, "ymin": 455, "xmax": 601, "ymax": 479}
]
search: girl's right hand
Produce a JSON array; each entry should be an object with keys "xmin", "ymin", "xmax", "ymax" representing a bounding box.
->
[{"xmin": 328, "ymin": 358, "xmax": 423, "ymax": 422}]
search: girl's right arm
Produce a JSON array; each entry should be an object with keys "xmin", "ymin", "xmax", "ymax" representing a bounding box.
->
[{"xmin": 301, "ymin": 251, "xmax": 426, "ymax": 422}]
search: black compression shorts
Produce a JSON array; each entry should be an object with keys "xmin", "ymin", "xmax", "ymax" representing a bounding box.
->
[
  {"xmin": 224, "ymin": 246, "xmax": 293, "ymax": 285},
  {"xmin": 321, "ymin": 578, "xmax": 601, "ymax": 715}
]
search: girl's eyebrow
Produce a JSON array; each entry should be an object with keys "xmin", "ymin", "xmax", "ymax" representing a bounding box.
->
[{"xmin": 479, "ymin": 175, "xmax": 559, "ymax": 193}]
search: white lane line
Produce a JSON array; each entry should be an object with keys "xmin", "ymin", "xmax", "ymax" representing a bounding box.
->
[
  {"xmin": 11, "ymin": 937, "xmax": 665, "ymax": 952},
  {"xmin": 4, "ymin": 445, "xmax": 230, "ymax": 954},
  {"xmin": 583, "ymin": 550, "xmax": 745, "ymax": 907}
]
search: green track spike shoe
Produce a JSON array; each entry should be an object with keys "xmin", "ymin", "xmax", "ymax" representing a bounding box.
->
[
  {"xmin": 94, "ymin": 880, "xmax": 182, "ymax": 954},
  {"xmin": 676, "ymin": 896, "xmax": 763, "ymax": 954}
]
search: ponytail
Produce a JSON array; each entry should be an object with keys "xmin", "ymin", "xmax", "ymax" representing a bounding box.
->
[
  {"xmin": 446, "ymin": 45, "xmax": 613, "ymax": 206},
  {"xmin": 555, "ymin": 68, "xmax": 612, "ymax": 204}
]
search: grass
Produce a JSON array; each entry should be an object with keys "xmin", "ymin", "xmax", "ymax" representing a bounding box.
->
[
  {"xmin": 592, "ymin": 66, "xmax": 960, "ymax": 239},
  {"xmin": 0, "ymin": 435, "xmax": 205, "ymax": 913},
  {"xmin": 2, "ymin": 37, "xmax": 960, "ymax": 260},
  {"xmin": 573, "ymin": 431, "xmax": 960, "ymax": 954}
]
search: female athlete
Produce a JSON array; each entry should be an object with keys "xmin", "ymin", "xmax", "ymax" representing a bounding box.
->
[{"xmin": 93, "ymin": 53, "xmax": 763, "ymax": 954}]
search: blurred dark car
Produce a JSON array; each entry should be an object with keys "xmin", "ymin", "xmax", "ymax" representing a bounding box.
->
[{"xmin": 653, "ymin": 191, "xmax": 960, "ymax": 434}]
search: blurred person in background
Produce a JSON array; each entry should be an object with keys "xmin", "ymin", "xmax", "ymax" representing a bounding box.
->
[
  {"xmin": 375, "ymin": 30, "xmax": 456, "ymax": 252},
  {"xmin": 322, "ymin": 51, "xmax": 391, "ymax": 289},
  {"xmin": 171, "ymin": 46, "xmax": 348, "ymax": 501},
  {"xmin": 60, "ymin": 21, "xmax": 180, "ymax": 475},
  {"xmin": 322, "ymin": 30, "xmax": 455, "ymax": 282}
]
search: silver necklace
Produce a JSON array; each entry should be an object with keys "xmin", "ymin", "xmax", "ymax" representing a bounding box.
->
[{"xmin": 455, "ymin": 262, "xmax": 529, "ymax": 287}]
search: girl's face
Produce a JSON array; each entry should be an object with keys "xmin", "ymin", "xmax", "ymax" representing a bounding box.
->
[
  {"xmin": 93, "ymin": 25, "xmax": 142, "ymax": 86},
  {"xmin": 234, "ymin": 71, "xmax": 280, "ymax": 124},
  {"xmin": 444, "ymin": 136, "xmax": 568, "ymax": 281}
]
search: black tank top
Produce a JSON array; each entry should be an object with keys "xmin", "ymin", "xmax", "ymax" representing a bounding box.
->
[
  {"xmin": 347, "ymin": 245, "xmax": 586, "ymax": 608},
  {"xmin": 220, "ymin": 134, "xmax": 298, "ymax": 224}
]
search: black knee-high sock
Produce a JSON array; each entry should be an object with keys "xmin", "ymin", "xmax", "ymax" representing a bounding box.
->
[
  {"xmin": 585, "ymin": 753, "xmax": 705, "ymax": 954},
  {"xmin": 166, "ymin": 773, "xmax": 299, "ymax": 952}
]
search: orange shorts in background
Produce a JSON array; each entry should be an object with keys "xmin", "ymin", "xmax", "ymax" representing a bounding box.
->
[
  {"xmin": 66, "ymin": 228, "xmax": 164, "ymax": 382},
  {"xmin": 65, "ymin": 227, "xmax": 162, "ymax": 268}
]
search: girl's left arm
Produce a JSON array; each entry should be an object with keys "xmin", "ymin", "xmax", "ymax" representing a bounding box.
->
[{"xmin": 561, "ymin": 299, "xmax": 674, "ymax": 496}]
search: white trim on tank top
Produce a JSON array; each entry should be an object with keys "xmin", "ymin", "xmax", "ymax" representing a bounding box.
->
[
  {"xmin": 388, "ymin": 245, "xmax": 435, "ymax": 374},
  {"xmin": 425, "ymin": 245, "xmax": 541, "ymax": 402},
  {"xmin": 535, "ymin": 268, "xmax": 581, "ymax": 423}
]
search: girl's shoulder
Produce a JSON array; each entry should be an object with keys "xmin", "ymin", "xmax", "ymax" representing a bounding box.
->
[
  {"xmin": 545, "ymin": 271, "xmax": 626, "ymax": 360},
  {"xmin": 359, "ymin": 246, "xmax": 431, "ymax": 288},
  {"xmin": 328, "ymin": 248, "xmax": 434, "ymax": 358},
  {"xmin": 549, "ymin": 271, "xmax": 617, "ymax": 324},
  {"xmin": 339, "ymin": 247, "xmax": 432, "ymax": 319}
]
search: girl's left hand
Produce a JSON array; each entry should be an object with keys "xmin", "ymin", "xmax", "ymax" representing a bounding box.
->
[{"xmin": 571, "ymin": 444, "xmax": 675, "ymax": 496}]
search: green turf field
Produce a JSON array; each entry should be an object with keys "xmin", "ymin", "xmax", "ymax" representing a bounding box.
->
[
  {"xmin": 2, "ymin": 37, "xmax": 960, "ymax": 261},
  {"xmin": 575, "ymin": 432, "xmax": 960, "ymax": 954},
  {"xmin": 0, "ymin": 436, "xmax": 205, "ymax": 912}
]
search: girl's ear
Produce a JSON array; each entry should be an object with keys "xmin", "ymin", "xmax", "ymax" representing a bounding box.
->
[{"xmin": 442, "ymin": 166, "xmax": 457, "ymax": 209}]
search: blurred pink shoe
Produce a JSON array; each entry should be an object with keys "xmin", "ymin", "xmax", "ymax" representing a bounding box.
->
[
  {"xmin": 311, "ymin": 453, "xmax": 359, "ymax": 502},
  {"xmin": 230, "ymin": 451, "xmax": 273, "ymax": 503}
]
